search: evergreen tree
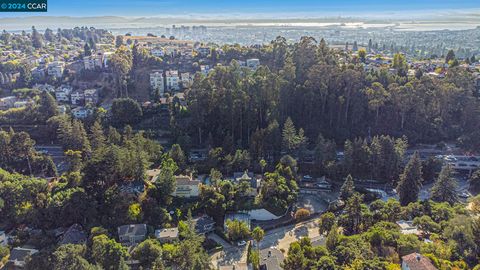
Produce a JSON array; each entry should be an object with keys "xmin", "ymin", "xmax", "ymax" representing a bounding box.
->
[
  {"xmin": 282, "ymin": 117, "xmax": 297, "ymax": 152},
  {"xmin": 84, "ymin": 43, "xmax": 92, "ymax": 56},
  {"xmin": 397, "ymin": 152, "xmax": 423, "ymax": 206},
  {"xmin": 340, "ymin": 174, "xmax": 355, "ymax": 200},
  {"xmin": 431, "ymin": 165, "xmax": 458, "ymax": 205},
  {"xmin": 90, "ymin": 120, "xmax": 106, "ymax": 150},
  {"xmin": 37, "ymin": 91, "xmax": 58, "ymax": 122},
  {"xmin": 31, "ymin": 26, "xmax": 43, "ymax": 49},
  {"xmin": 445, "ymin": 49, "xmax": 456, "ymax": 63},
  {"xmin": 325, "ymin": 223, "xmax": 339, "ymax": 252}
]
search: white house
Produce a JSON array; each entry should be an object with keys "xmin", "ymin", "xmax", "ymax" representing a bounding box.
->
[
  {"xmin": 150, "ymin": 70, "xmax": 165, "ymax": 96},
  {"xmin": 246, "ymin": 58, "xmax": 260, "ymax": 70},
  {"xmin": 165, "ymin": 70, "xmax": 180, "ymax": 91},
  {"xmin": 71, "ymin": 91, "xmax": 85, "ymax": 105},
  {"xmin": 71, "ymin": 107, "xmax": 91, "ymax": 119},
  {"xmin": 47, "ymin": 61, "xmax": 65, "ymax": 78},
  {"xmin": 84, "ymin": 89, "xmax": 99, "ymax": 104},
  {"xmin": 180, "ymin": 72, "xmax": 193, "ymax": 89},
  {"xmin": 55, "ymin": 85, "xmax": 73, "ymax": 103},
  {"xmin": 172, "ymin": 175, "xmax": 200, "ymax": 198},
  {"xmin": 155, "ymin": 228, "xmax": 179, "ymax": 243},
  {"xmin": 0, "ymin": 231, "xmax": 7, "ymax": 246},
  {"xmin": 151, "ymin": 48, "xmax": 165, "ymax": 57}
]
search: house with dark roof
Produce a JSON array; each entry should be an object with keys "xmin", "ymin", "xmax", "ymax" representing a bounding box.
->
[
  {"xmin": 59, "ymin": 224, "xmax": 87, "ymax": 245},
  {"xmin": 117, "ymin": 224, "xmax": 147, "ymax": 246},
  {"xmin": 7, "ymin": 247, "xmax": 38, "ymax": 269},
  {"xmin": 192, "ymin": 215, "xmax": 215, "ymax": 235},
  {"xmin": 401, "ymin": 253, "xmax": 437, "ymax": 270}
]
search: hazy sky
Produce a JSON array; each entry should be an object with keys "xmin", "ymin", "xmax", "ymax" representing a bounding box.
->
[{"xmin": 2, "ymin": 0, "xmax": 479, "ymax": 17}]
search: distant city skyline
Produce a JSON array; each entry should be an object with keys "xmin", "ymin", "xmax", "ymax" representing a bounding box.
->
[{"xmin": 0, "ymin": 0, "xmax": 479, "ymax": 17}]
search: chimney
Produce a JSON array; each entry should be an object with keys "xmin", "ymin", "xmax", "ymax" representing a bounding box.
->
[{"xmin": 416, "ymin": 253, "xmax": 421, "ymax": 261}]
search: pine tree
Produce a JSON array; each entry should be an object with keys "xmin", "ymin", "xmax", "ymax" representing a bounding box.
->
[
  {"xmin": 431, "ymin": 165, "xmax": 458, "ymax": 205},
  {"xmin": 71, "ymin": 120, "xmax": 91, "ymax": 154},
  {"xmin": 84, "ymin": 43, "xmax": 92, "ymax": 56},
  {"xmin": 340, "ymin": 174, "xmax": 355, "ymax": 200},
  {"xmin": 90, "ymin": 120, "xmax": 106, "ymax": 150},
  {"xmin": 397, "ymin": 152, "xmax": 423, "ymax": 206},
  {"xmin": 37, "ymin": 91, "xmax": 58, "ymax": 122},
  {"xmin": 282, "ymin": 117, "xmax": 297, "ymax": 152},
  {"xmin": 326, "ymin": 223, "xmax": 339, "ymax": 252}
]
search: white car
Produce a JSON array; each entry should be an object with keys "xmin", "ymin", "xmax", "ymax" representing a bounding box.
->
[{"xmin": 237, "ymin": 240, "xmax": 247, "ymax": 246}]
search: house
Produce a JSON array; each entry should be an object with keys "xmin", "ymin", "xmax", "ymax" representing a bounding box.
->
[
  {"xmin": 146, "ymin": 169, "xmax": 161, "ymax": 182},
  {"xmin": 397, "ymin": 220, "xmax": 422, "ymax": 236},
  {"xmin": 57, "ymin": 105, "xmax": 67, "ymax": 115},
  {"xmin": 172, "ymin": 175, "xmax": 200, "ymax": 198},
  {"xmin": 33, "ymin": 83, "xmax": 54, "ymax": 92},
  {"xmin": 260, "ymin": 248, "xmax": 284, "ymax": 270},
  {"xmin": 13, "ymin": 99, "xmax": 34, "ymax": 109},
  {"xmin": 155, "ymin": 227, "xmax": 179, "ymax": 243},
  {"xmin": 7, "ymin": 247, "xmax": 38, "ymax": 269},
  {"xmin": 224, "ymin": 212, "xmax": 251, "ymax": 230},
  {"xmin": 150, "ymin": 70, "xmax": 165, "ymax": 96},
  {"xmin": 0, "ymin": 231, "xmax": 6, "ymax": 246},
  {"xmin": 401, "ymin": 253, "xmax": 437, "ymax": 270},
  {"xmin": 71, "ymin": 91, "xmax": 85, "ymax": 105},
  {"xmin": 196, "ymin": 47, "xmax": 211, "ymax": 57},
  {"xmin": 192, "ymin": 215, "xmax": 215, "ymax": 235},
  {"xmin": 151, "ymin": 48, "xmax": 165, "ymax": 57},
  {"xmin": 55, "ymin": 85, "xmax": 72, "ymax": 102},
  {"xmin": 233, "ymin": 171, "xmax": 258, "ymax": 188},
  {"xmin": 31, "ymin": 66, "xmax": 45, "ymax": 81},
  {"xmin": 200, "ymin": 65, "xmax": 211, "ymax": 76},
  {"xmin": 117, "ymin": 224, "xmax": 147, "ymax": 246},
  {"xmin": 180, "ymin": 72, "xmax": 193, "ymax": 89},
  {"xmin": 0, "ymin": 96, "xmax": 18, "ymax": 110},
  {"xmin": 47, "ymin": 61, "xmax": 65, "ymax": 78},
  {"xmin": 84, "ymin": 89, "xmax": 99, "ymax": 104},
  {"xmin": 246, "ymin": 58, "xmax": 260, "ymax": 70},
  {"xmin": 71, "ymin": 107, "xmax": 92, "ymax": 119},
  {"xmin": 165, "ymin": 70, "xmax": 180, "ymax": 91},
  {"xmin": 59, "ymin": 224, "xmax": 87, "ymax": 245}
]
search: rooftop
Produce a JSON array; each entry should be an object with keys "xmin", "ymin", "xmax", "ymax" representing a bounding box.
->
[{"xmin": 402, "ymin": 253, "xmax": 437, "ymax": 270}]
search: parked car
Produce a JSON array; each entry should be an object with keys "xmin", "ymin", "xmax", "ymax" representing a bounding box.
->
[{"xmin": 237, "ymin": 240, "xmax": 247, "ymax": 246}]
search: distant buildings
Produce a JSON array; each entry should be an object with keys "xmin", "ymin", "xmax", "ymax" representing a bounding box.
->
[
  {"xmin": 55, "ymin": 85, "xmax": 73, "ymax": 103},
  {"xmin": 71, "ymin": 107, "xmax": 92, "ymax": 119},
  {"xmin": 246, "ymin": 58, "xmax": 260, "ymax": 70},
  {"xmin": 150, "ymin": 70, "xmax": 165, "ymax": 96},
  {"xmin": 165, "ymin": 70, "xmax": 180, "ymax": 91},
  {"xmin": 84, "ymin": 89, "xmax": 99, "ymax": 105},
  {"xmin": 47, "ymin": 61, "xmax": 65, "ymax": 78}
]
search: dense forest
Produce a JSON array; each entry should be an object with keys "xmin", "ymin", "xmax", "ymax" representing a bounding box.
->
[{"xmin": 180, "ymin": 37, "xmax": 479, "ymax": 155}]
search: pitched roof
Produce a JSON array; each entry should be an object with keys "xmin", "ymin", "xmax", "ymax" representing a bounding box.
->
[
  {"xmin": 402, "ymin": 253, "xmax": 438, "ymax": 270},
  {"xmin": 59, "ymin": 223, "xmax": 87, "ymax": 245},
  {"xmin": 118, "ymin": 224, "xmax": 147, "ymax": 237}
]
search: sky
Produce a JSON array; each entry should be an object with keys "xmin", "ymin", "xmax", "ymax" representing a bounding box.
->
[{"xmin": 2, "ymin": 0, "xmax": 480, "ymax": 17}]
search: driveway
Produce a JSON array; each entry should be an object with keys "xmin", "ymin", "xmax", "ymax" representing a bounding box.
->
[{"xmin": 208, "ymin": 233, "xmax": 248, "ymax": 269}]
